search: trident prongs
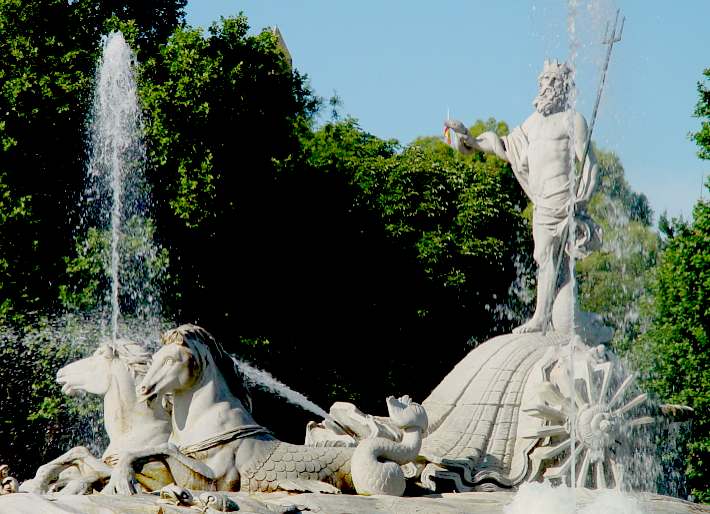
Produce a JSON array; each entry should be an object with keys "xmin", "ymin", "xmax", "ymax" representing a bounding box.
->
[{"xmin": 603, "ymin": 8, "xmax": 625, "ymax": 45}]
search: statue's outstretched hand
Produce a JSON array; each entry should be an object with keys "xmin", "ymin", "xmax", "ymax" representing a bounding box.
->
[{"xmin": 444, "ymin": 119, "xmax": 469, "ymax": 135}]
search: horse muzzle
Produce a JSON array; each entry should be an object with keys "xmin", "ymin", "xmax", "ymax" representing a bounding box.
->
[{"xmin": 136, "ymin": 382, "xmax": 158, "ymax": 404}]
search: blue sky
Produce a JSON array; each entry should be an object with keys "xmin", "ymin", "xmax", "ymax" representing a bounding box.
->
[{"xmin": 185, "ymin": 1, "xmax": 709, "ymax": 221}]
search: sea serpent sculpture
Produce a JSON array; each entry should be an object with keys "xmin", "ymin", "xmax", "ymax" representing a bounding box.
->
[{"xmin": 106, "ymin": 324, "xmax": 427, "ymax": 496}]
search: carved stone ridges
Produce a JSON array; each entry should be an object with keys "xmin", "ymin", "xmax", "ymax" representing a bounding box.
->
[
  {"xmin": 421, "ymin": 332, "xmax": 566, "ymax": 489},
  {"xmin": 241, "ymin": 441, "xmax": 353, "ymax": 493}
]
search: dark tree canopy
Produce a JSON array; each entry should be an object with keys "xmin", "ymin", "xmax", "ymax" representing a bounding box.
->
[
  {"xmin": 0, "ymin": 0, "xmax": 187, "ymax": 474},
  {"xmin": 0, "ymin": 0, "xmax": 187, "ymax": 321}
]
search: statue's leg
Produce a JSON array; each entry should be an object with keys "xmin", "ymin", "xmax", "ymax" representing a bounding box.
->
[
  {"xmin": 514, "ymin": 220, "xmax": 558, "ymax": 333},
  {"xmin": 550, "ymin": 253, "xmax": 574, "ymax": 333}
]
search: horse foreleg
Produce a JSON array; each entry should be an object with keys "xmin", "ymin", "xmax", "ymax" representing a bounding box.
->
[
  {"xmin": 103, "ymin": 444, "xmax": 215, "ymax": 495},
  {"xmin": 20, "ymin": 446, "xmax": 110, "ymax": 494}
]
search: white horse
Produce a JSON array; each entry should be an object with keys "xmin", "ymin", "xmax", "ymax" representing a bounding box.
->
[
  {"xmin": 107, "ymin": 324, "xmax": 427, "ymax": 497},
  {"xmin": 22, "ymin": 340, "xmax": 212, "ymax": 494}
]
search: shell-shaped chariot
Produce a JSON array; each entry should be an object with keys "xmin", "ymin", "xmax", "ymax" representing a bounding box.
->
[{"xmin": 308, "ymin": 331, "xmax": 687, "ymax": 493}]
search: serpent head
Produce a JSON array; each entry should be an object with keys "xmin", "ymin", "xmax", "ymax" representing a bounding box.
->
[{"xmin": 386, "ymin": 395, "xmax": 428, "ymax": 432}]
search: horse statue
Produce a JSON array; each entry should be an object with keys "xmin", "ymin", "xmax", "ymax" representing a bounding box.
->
[
  {"xmin": 21, "ymin": 339, "xmax": 212, "ymax": 495},
  {"xmin": 105, "ymin": 324, "xmax": 428, "ymax": 497}
]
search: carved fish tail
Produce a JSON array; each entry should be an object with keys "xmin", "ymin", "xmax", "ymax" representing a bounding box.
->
[
  {"xmin": 351, "ymin": 397, "xmax": 428, "ymax": 496},
  {"xmin": 241, "ymin": 442, "xmax": 354, "ymax": 493},
  {"xmin": 351, "ymin": 438, "xmax": 408, "ymax": 497}
]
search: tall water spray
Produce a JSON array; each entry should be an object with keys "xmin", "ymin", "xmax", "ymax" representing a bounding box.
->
[
  {"xmin": 84, "ymin": 32, "xmax": 161, "ymax": 342},
  {"xmin": 565, "ymin": 0, "xmax": 581, "ymax": 500}
]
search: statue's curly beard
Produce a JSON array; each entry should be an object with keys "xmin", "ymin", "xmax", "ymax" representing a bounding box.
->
[{"xmin": 533, "ymin": 87, "xmax": 567, "ymax": 115}]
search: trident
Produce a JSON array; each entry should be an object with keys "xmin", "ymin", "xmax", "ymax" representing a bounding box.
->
[
  {"xmin": 578, "ymin": 8, "xmax": 625, "ymax": 191},
  {"xmin": 541, "ymin": 9, "xmax": 624, "ymax": 335}
]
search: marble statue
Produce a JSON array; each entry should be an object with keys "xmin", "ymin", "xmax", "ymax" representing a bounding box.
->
[
  {"xmin": 1, "ymin": 324, "xmax": 697, "ymax": 513},
  {"xmin": 104, "ymin": 324, "xmax": 428, "ymax": 497},
  {"xmin": 445, "ymin": 60, "xmax": 605, "ymax": 338},
  {"xmin": 21, "ymin": 340, "xmax": 211, "ymax": 495}
]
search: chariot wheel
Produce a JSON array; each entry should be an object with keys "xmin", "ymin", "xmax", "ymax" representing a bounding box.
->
[{"xmin": 521, "ymin": 347, "xmax": 653, "ymax": 490}]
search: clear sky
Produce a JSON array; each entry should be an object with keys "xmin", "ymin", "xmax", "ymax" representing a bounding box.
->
[{"xmin": 185, "ymin": 1, "xmax": 709, "ymax": 222}]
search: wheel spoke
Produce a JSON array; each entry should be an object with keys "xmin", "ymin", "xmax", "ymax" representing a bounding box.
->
[
  {"xmin": 597, "ymin": 362, "xmax": 613, "ymax": 401},
  {"xmin": 523, "ymin": 403, "xmax": 566, "ymax": 423},
  {"xmin": 580, "ymin": 360, "xmax": 596, "ymax": 404},
  {"xmin": 576, "ymin": 449, "xmax": 591, "ymax": 489},
  {"xmin": 609, "ymin": 457, "xmax": 624, "ymax": 490},
  {"xmin": 543, "ymin": 445, "xmax": 584, "ymax": 481},
  {"xmin": 536, "ymin": 382, "xmax": 567, "ymax": 406},
  {"xmin": 612, "ymin": 393, "xmax": 648, "ymax": 417},
  {"xmin": 623, "ymin": 416, "xmax": 655, "ymax": 428},
  {"xmin": 522, "ymin": 425, "xmax": 568, "ymax": 439},
  {"xmin": 608, "ymin": 372, "xmax": 635, "ymax": 409},
  {"xmin": 596, "ymin": 459, "xmax": 607, "ymax": 489},
  {"xmin": 574, "ymin": 382, "xmax": 587, "ymax": 410},
  {"xmin": 531, "ymin": 439, "xmax": 571, "ymax": 460}
]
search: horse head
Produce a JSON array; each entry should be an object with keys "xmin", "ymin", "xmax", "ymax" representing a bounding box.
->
[
  {"xmin": 138, "ymin": 324, "xmax": 251, "ymax": 410},
  {"xmin": 138, "ymin": 334, "xmax": 199, "ymax": 402},
  {"xmin": 57, "ymin": 339, "xmax": 152, "ymax": 397},
  {"xmin": 57, "ymin": 343, "xmax": 115, "ymax": 396}
]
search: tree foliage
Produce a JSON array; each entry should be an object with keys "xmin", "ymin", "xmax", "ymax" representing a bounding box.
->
[
  {"xmin": 638, "ymin": 195, "xmax": 710, "ymax": 501},
  {"xmin": 137, "ymin": 15, "xmax": 319, "ymax": 334},
  {"xmin": 0, "ymin": 317, "xmax": 105, "ymax": 477},
  {"xmin": 0, "ymin": 0, "xmax": 186, "ymax": 322},
  {"xmin": 634, "ymin": 69, "xmax": 710, "ymax": 501},
  {"xmin": 219, "ymin": 119, "xmax": 530, "ymax": 435},
  {"xmin": 0, "ymin": 0, "xmax": 185, "ymax": 475},
  {"xmin": 692, "ymin": 68, "xmax": 710, "ymax": 161},
  {"xmin": 577, "ymin": 148, "xmax": 659, "ymax": 353}
]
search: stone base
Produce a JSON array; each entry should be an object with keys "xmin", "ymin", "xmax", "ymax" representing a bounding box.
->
[{"xmin": 0, "ymin": 489, "xmax": 707, "ymax": 514}]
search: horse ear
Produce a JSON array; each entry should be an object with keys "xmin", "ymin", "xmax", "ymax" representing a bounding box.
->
[{"xmin": 161, "ymin": 328, "xmax": 186, "ymax": 347}]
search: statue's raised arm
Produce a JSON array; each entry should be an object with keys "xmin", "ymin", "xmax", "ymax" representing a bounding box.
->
[{"xmin": 444, "ymin": 119, "xmax": 509, "ymax": 161}]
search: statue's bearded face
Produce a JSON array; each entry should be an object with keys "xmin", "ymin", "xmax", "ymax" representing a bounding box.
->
[{"xmin": 533, "ymin": 72, "xmax": 569, "ymax": 115}]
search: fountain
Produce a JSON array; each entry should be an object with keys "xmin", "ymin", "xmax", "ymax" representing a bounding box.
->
[
  {"xmin": 82, "ymin": 31, "xmax": 163, "ymax": 342},
  {"xmin": 0, "ymin": 8, "xmax": 707, "ymax": 514}
]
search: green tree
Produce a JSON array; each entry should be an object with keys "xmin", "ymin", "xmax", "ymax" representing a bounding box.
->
[
  {"xmin": 692, "ymin": 68, "xmax": 710, "ymax": 161},
  {"xmin": 0, "ymin": 316, "xmax": 106, "ymax": 477},
  {"xmin": 634, "ymin": 67, "xmax": 710, "ymax": 502},
  {"xmin": 0, "ymin": 0, "xmax": 186, "ymax": 322},
  {"xmin": 469, "ymin": 117, "xmax": 509, "ymax": 138},
  {"xmin": 638, "ymin": 195, "xmax": 709, "ymax": 501},
  {"xmin": 0, "ymin": 0, "xmax": 187, "ymax": 476},
  {"xmin": 138, "ymin": 15, "xmax": 317, "ymax": 329},
  {"xmin": 577, "ymin": 148, "xmax": 659, "ymax": 353},
  {"xmin": 233, "ymin": 119, "xmax": 531, "ymax": 437}
]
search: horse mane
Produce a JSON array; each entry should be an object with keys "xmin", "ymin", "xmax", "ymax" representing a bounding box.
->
[
  {"xmin": 109, "ymin": 339, "xmax": 153, "ymax": 380},
  {"xmin": 161, "ymin": 324, "xmax": 253, "ymax": 411}
]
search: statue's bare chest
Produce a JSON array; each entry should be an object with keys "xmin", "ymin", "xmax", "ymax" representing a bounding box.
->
[{"xmin": 524, "ymin": 111, "xmax": 571, "ymax": 144}]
